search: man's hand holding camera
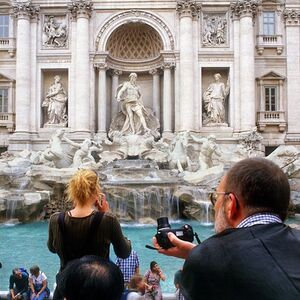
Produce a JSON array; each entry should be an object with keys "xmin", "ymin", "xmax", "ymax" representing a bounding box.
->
[
  {"xmin": 151, "ymin": 217, "xmax": 198, "ymax": 259},
  {"xmin": 153, "ymin": 232, "xmax": 196, "ymax": 259}
]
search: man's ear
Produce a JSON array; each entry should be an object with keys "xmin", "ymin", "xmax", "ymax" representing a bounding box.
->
[{"xmin": 226, "ymin": 193, "xmax": 240, "ymax": 223}]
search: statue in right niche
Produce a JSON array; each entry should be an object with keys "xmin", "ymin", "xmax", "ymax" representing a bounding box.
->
[{"xmin": 203, "ymin": 73, "xmax": 230, "ymax": 125}]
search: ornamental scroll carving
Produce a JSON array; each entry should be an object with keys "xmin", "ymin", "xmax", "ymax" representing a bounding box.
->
[
  {"xmin": 202, "ymin": 14, "xmax": 227, "ymax": 47},
  {"xmin": 230, "ymin": 0, "xmax": 260, "ymax": 19}
]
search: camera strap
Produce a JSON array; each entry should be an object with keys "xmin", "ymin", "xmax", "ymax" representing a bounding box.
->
[{"xmin": 194, "ymin": 232, "xmax": 201, "ymax": 244}]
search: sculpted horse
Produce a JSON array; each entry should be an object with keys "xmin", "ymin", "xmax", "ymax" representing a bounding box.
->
[{"xmin": 168, "ymin": 132, "xmax": 191, "ymax": 171}]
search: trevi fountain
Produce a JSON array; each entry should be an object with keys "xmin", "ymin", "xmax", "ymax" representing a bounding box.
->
[{"xmin": 0, "ymin": 73, "xmax": 300, "ymax": 225}]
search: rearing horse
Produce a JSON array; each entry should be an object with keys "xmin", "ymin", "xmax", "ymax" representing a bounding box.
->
[{"xmin": 168, "ymin": 132, "xmax": 191, "ymax": 171}]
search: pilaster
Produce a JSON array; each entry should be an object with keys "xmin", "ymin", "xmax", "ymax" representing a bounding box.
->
[
  {"xmin": 283, "ymin": 9, "xmax": 300, "ymax": 139},
  {"xmin": 231, "ymin": 0, "xmax": 259, "ymax": 131}
]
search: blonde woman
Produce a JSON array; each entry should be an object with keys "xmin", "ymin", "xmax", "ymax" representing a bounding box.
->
[{"xmin": 48, "ymin": 169, "xmax": 131, "ymax": 299}]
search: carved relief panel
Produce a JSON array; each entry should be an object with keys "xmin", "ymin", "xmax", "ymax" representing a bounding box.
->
[
  {"xmin": 201, "ymin": 13, "xmax": 228, "ymax": 47},
  {"xmin": 42, "ymin": 15, "xmax": 68, "ymax": 48}
]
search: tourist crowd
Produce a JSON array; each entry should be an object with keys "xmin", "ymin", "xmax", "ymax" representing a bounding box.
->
[{"xmin": 5, "ymin": 159, "xmax": 300, "ymax": 299}]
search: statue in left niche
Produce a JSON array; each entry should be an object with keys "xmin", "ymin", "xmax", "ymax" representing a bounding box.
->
[
  {"xmin": 43, "ymin": 15, "xmax": 67, "ymax": 47},
  {"xmin": 42, "ymin": 75, "xmax": 68, "ymax": 126}
]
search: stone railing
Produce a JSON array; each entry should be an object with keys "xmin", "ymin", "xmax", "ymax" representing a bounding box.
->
[
  {"xmin": 0, "ymin": 37, "xmax": 16, "ymax": 57},
  {"xmin": 256, "ymin": 34, "xmax": 283, "ymax": 55},
  {"xmin": 256, "ymin": 111, "xmax": 286, "ymax": 132},
  {"xmin": 0, "ymin": 112, "xmax": 15, "ymax": 132}
]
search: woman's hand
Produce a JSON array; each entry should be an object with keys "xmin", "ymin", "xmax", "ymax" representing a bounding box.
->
[{"xmin": 95, "ymin": 193, "xmax": 109, "ymax": 213}]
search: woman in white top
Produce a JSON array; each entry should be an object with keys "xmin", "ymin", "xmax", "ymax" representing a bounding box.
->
[{"xmin": 29, "ymin": 265, "xmax": 50, "ymax": 300}]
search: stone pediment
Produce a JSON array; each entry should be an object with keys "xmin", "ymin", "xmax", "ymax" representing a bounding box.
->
[
  {"xmin": 256, "ymin": 71, "xmax": 285, "ymax": 81},
  {"xmin": 0, "ymin": 73, "xmax": 15, "ymax": 83}
]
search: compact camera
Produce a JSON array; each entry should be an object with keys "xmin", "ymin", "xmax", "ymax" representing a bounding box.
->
[{"xmin": 155, "ymin": 217, "xmax": 195, "ymax": 249}]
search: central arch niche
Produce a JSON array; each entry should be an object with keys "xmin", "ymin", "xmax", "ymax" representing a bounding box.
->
[{"xmin": 106, "ymin": 23, "xmax": 163, "ymax": 61}]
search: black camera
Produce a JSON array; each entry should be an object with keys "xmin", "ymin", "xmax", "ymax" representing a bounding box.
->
[{"xmin": 155, "ymin": 217, "xmax": 195, "ymax": 249}]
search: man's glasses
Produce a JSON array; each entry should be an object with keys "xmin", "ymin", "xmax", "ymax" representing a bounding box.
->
[{"xmin": 208, "ymin": 192, "xmax": 230, "ymax": 207}]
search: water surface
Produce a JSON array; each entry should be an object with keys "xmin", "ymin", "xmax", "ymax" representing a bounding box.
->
[{"xmin": 0, "ymin": 220, "xmax": 214, "ymax": 293}]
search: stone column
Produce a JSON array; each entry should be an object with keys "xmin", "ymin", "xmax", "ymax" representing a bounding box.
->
[
  {"xmin": 162, "ymin": 63, "xmax": 174, "ymax": 133},
  {"xmin": 232, "ymin": 14, "xmax": 240, "ymax": 132},
  {"xmin": 231, "ymin": 0, "xmax": 259, "ymax": 131},
  {"xmin": 192, "ymin": 14, "xmax": 200, "ymax": 129},
  {"xmin": 69, "ymin": 15, "xmax": 77, "ymax": 129},
  {"xmin": 283, "ymin": 9, "xmax": 300, "ymax": 138},
  {"xmin": 12, "ymin": 2, "xmax": 39, "ymax": 134},
  {"xmin": 149, "ymin": 69, "xmax": 160, "ymax": 119},
  {"xmin": 68, "ymin": 1, "xmax": 93, "ymax": 133},
  {"xmin": 111, "ymin": 69, "xmax": 122, "ymax": 120},
  {"xmin": 30, "ymin": 12, "xmax": 38, "ymax": 134},
  {"xmin": 95, "ymin": 63, "xmax": 108, "ymax": 134},
  {"xmin": 176, "ymin": 0, "xmax": 201, "ymax": 131}
]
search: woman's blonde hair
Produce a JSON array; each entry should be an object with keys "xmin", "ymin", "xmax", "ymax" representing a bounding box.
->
[{"xmin": 66, "ymin": 169, "xmax": 101, "ymax": 206}]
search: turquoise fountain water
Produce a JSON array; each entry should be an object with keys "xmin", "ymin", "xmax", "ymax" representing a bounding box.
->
[{"xmin": 0, "ymin": 220, "xmax": 214, "ymax": 293}]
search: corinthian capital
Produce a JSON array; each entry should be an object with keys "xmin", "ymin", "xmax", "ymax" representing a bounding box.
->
[
  {"xmin": 12, "ymin": 1, "xmax": 40, "ymax": 20},
  {"xmin": 68, "ymin": 0, "xmax": 93, "ymax": 19},
  {"xmin": 176, "ymin": 0, "xmax": 201, "ymax": 18},
  {"xmin": 283, "ymin": 9, "xmax": 300, "ymax": 26},
  {"xmin": 94, "ymin": 63, "xmax": 108, "ymax": 70},
  {"xmin": 230, "ymin": 0, "xmax": 260, "ymax": 19}
]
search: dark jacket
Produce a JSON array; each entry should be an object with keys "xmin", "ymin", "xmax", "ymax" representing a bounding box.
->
[{"xmin": 182, "ymin": 224, "xmax": 300, "ymax": 300}]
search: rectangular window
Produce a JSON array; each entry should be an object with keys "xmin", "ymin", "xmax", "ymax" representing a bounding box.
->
[
  {"xmin": 0, "ymin": 15, "xmax": 9, "ymax": 38},
  {"xmin": 265, "ymin": 86, "xmax": 277, "ymax": 111},
  {"xmin": 0, "ymin": 89, "xmax": 8, "ymax": 112},
  {"xmin": 263, "ymin": 12, "xmax": 275, "ymax": 35}
]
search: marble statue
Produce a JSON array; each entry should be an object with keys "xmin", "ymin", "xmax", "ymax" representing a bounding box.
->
[
  {"xmin": 203, "ymin": 73, "xmax": 230, "ymax": 125},
  {"xmin": 32, "ymin": 129, "xmax": 70, "ymax": 168},
  {"xmin": 140, "ymin": 132, "xmax": 169, "ymax": 165},
  {"xmin": 116, "ymin": 73, "xmax": 150, "ymax": 134},
  {"xmin": 42, "ymin": 75, "xmax": 68, "ymax": 126},
  {"xmin": 43, "ymin": 16, "xmax": 67, "ymax": 47},
  {"xmin": 109, "ymin": 73, "xmax": 160, "ymax": 140},
  {"xmin": 191, "ymin": 134, "xmax": 222, "ymax": 170},
  {"xmin": 168, "ymin": 132, "xmax": 191, "ymax": 171},
  {"xmin": 202, "ymin": 15, "xmax": 227, "ymax": 47},
  {"xmin": 63, "ymin": 136, "xmax": 102, "ymax": 168},
  {"xmin": 237, "ymin": 129, "xmax": 263, "ymax": 157}
]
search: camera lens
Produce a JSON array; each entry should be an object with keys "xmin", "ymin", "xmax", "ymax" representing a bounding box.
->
[{"xmin": 157, "ymin": 217, "xmax": 171, "ymax": 230}]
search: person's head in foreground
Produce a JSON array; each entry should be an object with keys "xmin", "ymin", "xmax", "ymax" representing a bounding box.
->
[
  {"xmin": 213, "ymin": 157, "xmax": 290, "ymax": 233},
  {"xmin": 58, "ymin": 255, "xmax": 124, "ymax": 300}
]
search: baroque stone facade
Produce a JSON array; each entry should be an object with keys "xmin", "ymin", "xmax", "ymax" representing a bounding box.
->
[{"xmin": 0, "ymin": 0, "xmax": 299, "ymax": 152}]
